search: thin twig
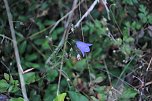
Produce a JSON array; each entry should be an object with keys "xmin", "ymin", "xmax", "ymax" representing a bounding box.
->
[
  {"xmin": 3, "ymin": 0, "xmax": 29, "ymax": 101},
  {"xmin": 103, "ymin": 59, "xmax": 112, "ymax": 86},
  {"xmin": 28, "ymin": 39, "xmax": 46, "ymax": 58},
  {"xmin": 46, "ymin": 0, "xmax": 99, "ymax": 65},
  {"xmin": 46, "ymin": 0, "xmax": 84, "ymax": 65},
  {"xmin": 29, "ymin": 25, "xmax": 52, "ymax": 39},
  {"xmin": 136, "ymin": 81, "xmax": 152, "ymax": 88},
  {"xmin": 101, "ymin": 0, "xmax": 110, "ymax": 20},
  {"xmin": 56, "ymin": 0, "xmax": 78, "ymax": 95},
  {"xmin": 146, "ymin": 57, "xmax": 152, "ymax": 71},
  {"xmin": 109, "ymin": 4, "xmax": 123, "ymax": 35},
  {"xmin": 98, "ymin": 68, "xmax": 138, "ymax": 91},
  {"xmin": 49, "ymin": 0, "xmax": 85, "ymax": 35},
  {"xmin": 78, "ymin": 0, "xmax": 84, "ymax": 41},
  {"xmin": 116, "ymin": 55, "xmax": 136, "ymax": 86},
  {"xmin": 74, "ymin": 0, "xmax": 99, "ymax": 28},
  {"xmin": 0, "ymin": 34, "xmax": 12, "ymax": 41}
]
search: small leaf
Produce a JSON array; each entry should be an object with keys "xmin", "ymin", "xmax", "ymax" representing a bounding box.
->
[
  {"xmin": 53, "ymin": 93, "xmax": 67, "ymax": 101},
  {"xmin": 0, "ymin": 79, "xmax": 9, "ymax": 92},
  {"xmin": 24, "ymin": 72, "xmax": 36, "ymax": 84},
  {"xmin": 121, "ymin": 44, "xmax": 131, "ymax": 55},
  {"xmin": 125, "ymin": 37, "xmax": 134, "ymax": 43},
  {"xmin": 25, "ymin": 62, "xmax": 40, "ymax": 68},
  {"xmin": 74, "ymin": 59, "xmax": 86, "ymax": 71},
  {"xmin": 19, "ymin": 41, "xmax": 27, "ymax": 54},
  {"xmin": 25, "ymin": 54, "xmax": 38, "ymax": 62},
  {"xmin": 68, "ymin": 91, "xmax": 89, "ymax": 101},
  {"xmin": 119, "ymin": 86, "xmax": 137, "ymax": 99},
  {"xmin": 4, "ymin": 73, "xmax": 9, "ymax": 81},
  {"xmin": 9, "ymin": 97, "xmax": 24, "ymax": 101},
  {"xmin": 93, "ymin": 77, "xmax": 104, "ymax": 83},
  {"xmin": 47, "ymin": 69, "xmax": 58, "ymax": 82},
  {"xmin": 52, "ymin": 27, "xmax": 64, "ymax": 40},
  {"xmin": 34, "ymin": 39, "xmax": 45, "ymax": 45},
  {"xmin": 42, "ymin": 40, "xmax": 50, "ymax": 50},
  {"xmin": 90, "ymin": 96, "xmax": 99, "ymax": 101},
  {"xmin": 8, "ymin": 85, "xmax": 19, "ymax": 93},
  {"xmin": 114, "ymin": 38, "xmax": 122, "ymax": 46}
]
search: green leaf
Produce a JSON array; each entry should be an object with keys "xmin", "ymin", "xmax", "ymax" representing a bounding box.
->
[
  {"xmin": 24, "ymin": 72, "xmax": 36, "ymax": 84},
  {"xmin": 90, "ymin": 96, "xmax": 99, "ymax": 101},
  {"xmin": 52, "ymin": 27, "xmax": 64, "ymax": 40},
  {"xmin": 42, "ymin": 40, "xmax": 50, "ymax": 50},
  {"xmin": 121, "ymin": 44, "xmax": 132, "ymax": 55},
  {"xmin": 19, "ymin": 41, "xmax": 27, "ymax": 54},
  {"xmin": 4, "ymin": 73, "xmax": 10, "ymax": 81},
  {"xmin": 9, "ymin": 97, "xmax": 24, "ymax": 101},
  {"xmin": 109, "ymin": 68, "xmax": 122, "ymax": 77},
  {"xmin": 94, "ymin": 86, "xmax": 107, "ymax": 101},
  {"xmin": 148, "ymin": 14, "xmax": 152, "ymax": 24},
  {"xmin": 66, "ymin": 59, "xmax": 73, "ymax": 68},
  {"xmin": 25, "ymin": 54, "xmax": 38, "ymax": 62},
  {"xmin": 68, "ymin": 91, "xmax": 89, "ymax": 101},
  {"xmin": 53, "ymin": 93, "xmax": 67, "ymax": 101},
  {"xmin": 114, "ymin": 38, "xmax": 122, "ymax": 46},
  {"xmin": 34, "ymin": 39, "xmax": 45, "ymax": 45},
  {"xmin": 0, "ymin": 79, "xmax": 9, "ymax": 92},
  {"xmin": 30, "ymin": 90, "xmax": 41, "ymax": 101},
  {"xmin": 18, "ymin": 16, "xmax": 29, "ymax": 22},
  {"xmin": 93, "ymin": 46, "xmax": 103, "ymax": 57},
  {"xmin": 44, "ymin": 84, "xmax": 58, "ymax": 101},
  {"xmin": 74, "ymin": 59, "xmax": 86, "ymax": 71},
  {"xmin": 139, "ymin": 5, "xmax": 147, "ymax": 13},
  {"xmin": 25, "ymin": 62, "xmax": 40, "ymax": 68},
  {"xmin": 125, "ymin": 37, "xmax": 134, "ymax": 43},
  {"xmin": 4, "ymin": 73, "xmax": 19, "ymax": 93},
  {"xmin": 119, "ymin": 86, "xmax": 137, "ymax": 100},
  {"xmin": 47, "ymin": 69, "xmax": 58, "ymax": 82},
  {"xmin": 40, "ymin": 2, "xmax": 49, "ymax": 10},
  {"xmin": 93, "ymin": 76, "xmax": 104, "ymax": 83},
  {"xmin": 8, "ymin": 85, "xmax": 19, "ymax": 93},
  {"xmin": 36, "ymin": 20, "xmax": 45, "ymax": 30}
]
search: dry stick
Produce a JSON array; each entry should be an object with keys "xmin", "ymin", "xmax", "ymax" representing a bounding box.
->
[
  {"xmin": 74, "ymin": 0, "xmax": 110, "ymax": 28},
  {"xmin": 101, "ymin": 0, "xmax": 110, "ymax": 20},
  {"xmin": 78, "ymin": 0, "xmax": 84, "ymax": 41},
  {"xmin": 74, "ymin": 0, "xmax": 99, "ymax": 28},
  {"xmin": 46, "ymin": 0, "xmax": 84, "ymax": 65},
  {"xmin": 49, "ymin": 0, "xmax": 85, "ymax": 35},
  {"xmin": 146, "ymin": 57, "xmax": 152, "ymax": 71},
  {"xmin": 56, "ymin": 0, "xmax": 78, "ymax": 95},
  {"xmin": 0, "ymin": 34, "xmax": 12, "ymax": 41},
  {"xmin": 3, "ymin": 0, "xmax": 29, "ymax": 101}
]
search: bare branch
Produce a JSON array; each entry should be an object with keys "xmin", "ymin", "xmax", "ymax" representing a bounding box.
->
[
  {"xmin": 46, "ymin": 0, "xmax": 83, "ymax": 65},
  {"xmin": 74, "ymin": 0, "xmax": 99, "ymax": 28},
  {"xmin": 101, "ymin": 0, "xmax": 110, "ymax": 20},
  {"xmin": 56, "ymin": 0, "xmax": 78, "ymax": 95},
  {"xmin": 146, "ymin": 57, "xmax": 152, "ymax": 71},
  {"xmin": 3, "ymin": 0, "xmax": 29, "ymax": 101}
]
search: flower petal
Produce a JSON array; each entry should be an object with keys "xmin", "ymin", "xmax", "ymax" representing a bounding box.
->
[
  {"xmin": 80, "ymin": 50, "xmax": 85, "ymax": 57},
  {"xmin": 82, "ymin": 46, "xmax": 90, "ymax": 52},
  {"xmin": 76, "ymin": 41, "xmax": 92, "ymax": 57},
  {"xmin": 87, "ymin": 43, "xmax": 92, "ymax": 46}
]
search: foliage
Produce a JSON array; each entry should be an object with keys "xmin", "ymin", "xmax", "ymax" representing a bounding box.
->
[
  {"xmin": 0, "ymin": 0, "xmax": 152, "ymax": 101},
  {"xmin": 53, "ymin": 93, "xmax": 66, "ymax": 101}
]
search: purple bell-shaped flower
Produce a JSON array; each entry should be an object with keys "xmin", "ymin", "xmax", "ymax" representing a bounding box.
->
[{"xmin": 76, "ymin": 41, "xmax": 92, "ymax": 57}]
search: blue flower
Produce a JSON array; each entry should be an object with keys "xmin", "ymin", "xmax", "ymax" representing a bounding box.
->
[{"xmin": 76, "ymin": 41, "xmax": 92, "ymax": 57}]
